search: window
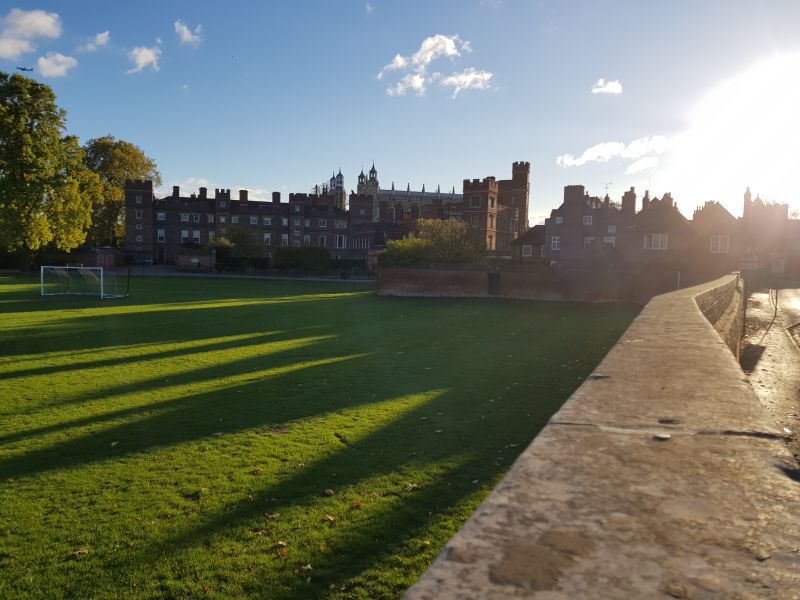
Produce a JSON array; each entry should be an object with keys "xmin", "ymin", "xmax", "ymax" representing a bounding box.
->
[
  {"xmin": 303, "ymin": 234, "xmax": 310, "ymax": 245},
  {"xmin": 471, "ymin": 214, "xmax": 480, "ymax": 227},
  {"xmin": 319, "ymin": 219, "xmax": 327, "ymax": 228},
  {"xmin": 490, "ymin": 196, "xmax": 496, "ymax": 209},
  {"xmin": 470, "ymin": 195, "xmax": 481, "ymax": 209},
  {"xmin": 607, "ymin": 225, "xmax": 616, "ymax": 234},
  {"xmin": 231, "ymin": 215, "xmax": 239, "ymax": 224},
  {"xmin": 583, "ymin": 236, "xmax": 595, "ymax": 248},
  {"xmin": 219, "ymin": 200, "xmax": 226, "ymax": 208},
  {"xmin": 489, "ymin": 215, "xmax": 495, "ymax": 229},
  {"xmin": 135, "ymin": 235, "xmax": 142, "ymax": 242},
  {"xmin": 449, "ymin": 213, "xmax": 462, "ymax": 221},
  {"xmin": 135, "ymin": 209, "xmax": 143, "ymax": 219},
  {"xmin": 603, "ymin": 236, "xmax": 616, "ymax": 247},
  {"xmin": 551, "ymin": 236, "xmax": 561, "ymax": 251},
  {"xmin": 208, "ymin": 231, "xmax": 215, "ymax": 241},
  {"xmin": 294, "ymin": 205, "xmax": 301, "ymax": 213},
  {"xmin": 335, "ymin": 220, "xmax": 346, "ymax": 229},
  {"xmin": 135, "ymin": 223, "xmax": 143, "ymax": 230},
  {"xmin": 540, "ymin": 245, "xmax": 546, "ymax": 257},
  {"xmin": 281, "ymin": 217, "xmax": 288, "ymax": 227},
  {"xmin": 336, "ymin": 234, "xmax": 346, "ymax": 249},
  {"xmin": 250, "ymin": 216, "xmax": 258, "ymax": 225},
  {"xmin": 644, "ymin": 233, "xmax": 668, "ymax": 250},
  {"xmin": 319, "ymin": 235, "xmax": 326, "ymax": 247},
  {"xmin": 156, "ymin": 212, "xmax": 165, "ymax": 221},
  {"xmin": 294, "ymin": 217, "xmax": 303, "ymax": 226},
  {"xmin": 219, "ymin": 215, "xmax": 227, "ymax": 224},
  {"xmin": 488, "ymin": 235, "xmax": 493, "ymax": 250},
  {"xmin": 192, "ymin": 230, "xmax": 201, "ymax": 244},
  {"xmin": 293, "ymin": 239, "xmax": 301, "ymax": 247},
  {"xmin": 583, "ymin": 215, "xmax": 592, "ymax": 226},
  {"xmin": 304, "ymin": 218, "xmax": 311, "ymax": 227},
  {"xmin": 281, "ymin": 233, "xmax": 288, "ymax": 246},
  {"xmin": 193, "ymin": 213, "xmax": 200, "ymax": 223},
  {"xmin": 264, "ymin": 233, "xmax": 271, "ymax": 246},
  {"xmin": 555, "ymin": 216, "xmax": 563, "ymax": 224},
  {"xmin": 263, "ymin": 216, "xmax": 271, "ymax": 226},
  {"xmin": 207, "ymin": 214, "xmax": 214, "ymax": 224},
  {"xmin": 157, "ymin": 228, "xmax": 165, "ymax": 243},
  {"xmin": 180, "ymin": 229, "xmax": 189, "ymax": 243},
  {"xmin": 522, "ymin": 244, "xmax": 533, "ymax": 257},
  {"xmin": 136, "ymin": 195, "xmax": 142, "ymax": 204},
  {"xmin": 710, "ymin": 235, "xmax": 730, "ymax": 254},
  {"xmin": 180, "ymin": 213, "xmax": 189, "ymax": 222}
]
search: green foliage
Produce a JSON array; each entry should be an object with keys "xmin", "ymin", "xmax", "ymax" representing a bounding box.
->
[
  {"xmin": 416, "ymin": 218, "xmax": 486, "ymax": 263},
  {"xmin": 0, "ymin": 73, "xmax": 100, "ymax": 254},
  {"xmin": 381, "ymin": 236, "xmax": 434, "ymax": 266},
  {"xmin": 0, "ymin": 275, "xmax": 638, "ymax": 599},
  {"xmin": 223, "ymin": 225, "xmax": 265, "ymax": 258},
  {"xmin": 82, "ymin": 135, "xmax": 161, "ymax": 246},
  {"xmin": 205, "ymin": 235, "xmax": 233, "ymax": 250},
  {"xmin": 273, "ymin": 246, "xmax": 330, "ymax": 270},
  {"xmin": 381, "ymin": 218, "xmax": 486, "ymax": 266}
]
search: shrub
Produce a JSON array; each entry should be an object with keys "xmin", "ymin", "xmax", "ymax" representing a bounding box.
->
[{"xmin": 381, "ymin": 236, "xmax": 433, "ymax": 266}]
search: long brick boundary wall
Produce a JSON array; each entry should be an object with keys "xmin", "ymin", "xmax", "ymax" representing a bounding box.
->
[{"xmin": 405, "ymin": 274, "xmax": 800, "ymax": 598}]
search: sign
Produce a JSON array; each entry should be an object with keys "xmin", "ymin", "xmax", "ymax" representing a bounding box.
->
[
  {"xmin": 771, "ymin": 253, "xmax": 785, "ymax": 274},
  {"xmin": 739, "ymin": 246, "xmax": 760, "ymax": 271}
]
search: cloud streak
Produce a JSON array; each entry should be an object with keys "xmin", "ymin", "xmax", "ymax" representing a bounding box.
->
[
  {"xmin": 441, "ymin": 68, "xmax": 493, "ymax": 98},
  {"xmin": 591, "ymin": 78, "xmax": 622, "ymax": 94},
  {"xmin": 77, "ymin": 30, "xmax": 110, "ymax": 52},
  {"xmin": 557, "ymin": 136, "xmax": 668, "ymax": 169},
  {"xmin": 0, "ymin": 8, "xmax": 61, "ymax": 60}
]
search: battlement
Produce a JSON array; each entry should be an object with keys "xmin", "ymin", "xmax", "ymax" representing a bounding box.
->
[
  {"xmin": 214, "ymin": 188, "xmax": 231, "ymax": 200},
  {"xmin": 125, "ymin": 179, "xmax": 153, "ymax": 191},
  {"xmin": 463, "ymin": 176, "xmax": 499, "ymax": 192},
  {"xmin": 512, "ymin": 161, "xmax": 531, "ymax": 173}
]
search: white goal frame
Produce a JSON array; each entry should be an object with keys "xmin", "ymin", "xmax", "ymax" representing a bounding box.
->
[{"xmin": 40, "ymin": 266, "xmax": 128, "ymax": 299}]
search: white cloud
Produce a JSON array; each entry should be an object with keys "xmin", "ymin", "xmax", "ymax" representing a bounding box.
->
[
  {"xmin": 365, "ymin": 2, "xmax": 375, "ymax": 13},
  {"xmin": 440, "ymin": 67, "xmax": 493, "ymax": 98},
  {"xmin": 37, "ymin": 52, "xmax": 77, "ymax": 77},
  {"xmin": 180, "ymin": 83, "xmax": 189, "ymax": 91},
  {"xmin": 378, "ymin": 34, "xmax": 492, "ymax": 99},
  {"xmin": 0, "ymin": 8, "xmax": 61, "ymax": 60},
  {"xmin": 126, "ymin": 46, "xmax": 161, "ymax": 74},
  {"xmin": 625, "ymin": 156, "xmax": 659, "ymax": 175},
  {"xmin": 175, "ymin": 20, "xmax": 202, "ymax": 47},
  {"xmin": 591, "ymin": 78, "xmax": 623, "ymax": 95},
  {"xmin": 557, "ymin": 136, "xmax": 669, "ymax": 168},
  {"xmin": 77, "ymin": 30, "xmax": 110, "ymax": 52}
]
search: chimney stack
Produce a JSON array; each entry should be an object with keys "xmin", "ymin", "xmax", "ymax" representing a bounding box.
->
[
  {"xmin": 172, "ymin": 186, "xmax": 180, "ymax": 197},
  {"xmin": 199, "ymin": 187, "xmax": 207, "ymax": 199},
  {"xmin": 239, "ymin": 189, "xmax": 248, "ymax": 202},
  {"xmin": 272, "ymin": 192, "xmax": 281, "ymax": 204}
]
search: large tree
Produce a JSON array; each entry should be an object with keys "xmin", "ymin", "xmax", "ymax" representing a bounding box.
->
[
  {"xmin": 83, "ymin": 135, "xmax": 161, "ymax": 246},
  {"xmin": 0, "ymin": 72, "xmax": 101, "ymax": 258}
]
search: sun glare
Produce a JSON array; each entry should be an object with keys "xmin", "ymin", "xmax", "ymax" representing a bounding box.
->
[{"xmin": 660, "ymin": 52, "xmax": 800, "ymax": 215}]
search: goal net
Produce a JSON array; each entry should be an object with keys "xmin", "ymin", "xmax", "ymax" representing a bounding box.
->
[{"xmin": 40, "ymin": 266, "xmax": 128, "ymax": 299}]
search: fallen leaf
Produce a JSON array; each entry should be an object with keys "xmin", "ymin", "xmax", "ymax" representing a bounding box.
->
[
  {"xmin": 275, "ymin": 540, "xmax": 287, "ymax": 547},
  {"xmin": 323, "ymin": 514, "xmax": 336, "ymax": 523},
  {"xmin": 265, "ymin": 513, "xmax": 280, "ymax": 520},
  {"xmin": 110, "ymin": 441, "xmax": 118, "ymax": 447},
  {"xmin": 323, "ymin": 489, "xmax": 334, "ymax": 497},
  {"xmin": 250, "ymin": 468, "xmax": 263, "ymax": 475},
  {"xmin": 71, "ymin": 547, "xmax": 90, "ymax": 557},
  {"xmin": 404, "ymin": 483, "xmax": 420, "ymax": 492},
  {"xmin": 301, "ymin": 564, "xmax": 313, "ymax": 571},
  {"xmin": 278, "ymin": 548, "xmax": 288, "ymax": 558},
  {"xmin": 353, "ymin": 500, "xmax": 363, "ymax": 509},
  {"xmin": 250, "ymin": 529, "xmax": 269, "ymax": 536}
]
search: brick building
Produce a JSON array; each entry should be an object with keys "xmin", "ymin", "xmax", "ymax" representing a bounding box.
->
[{"xmin": 125, "ymin": 161, "xmax": 532, "ymax": 262}]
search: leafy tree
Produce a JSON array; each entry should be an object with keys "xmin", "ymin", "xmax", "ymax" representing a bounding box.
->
[
  {"xmin": 223, "ymin": 225, "xmax": 265, "ymax": 258},
  {"xmin": 83, "ymin": 135, "xmax": 161, "ymax": 246},
  {"xmin": 0, "ymin": 72, "xmax": 101, "ymax": 260},
  {"xmin": 381, "ymin": 236, "xmax": 434, "ymax": 266},
  {"xmin": 416, "ymin": 218, "xmax": 485, "ymax": 263}
]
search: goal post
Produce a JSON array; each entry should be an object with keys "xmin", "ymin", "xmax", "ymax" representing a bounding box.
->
[{"xmin": 40, "ymin": 266, "xmax": 129, "ymax": 299}]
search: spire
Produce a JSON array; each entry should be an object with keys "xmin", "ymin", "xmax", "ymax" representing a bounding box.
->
[
  {"xmin": 451, "ymin": 186, "xmax": 455, "ymax": 194},
  {"xmin": 406, "ymin": 182, "xmax": 410, "ymax": 192},
  {"xmin": 391, "ymin": 181, "xmax": 395, "ymax": 191},
  {"xmin": 422, "ymin": 183, "xmax": 425, "ymax": 193}
]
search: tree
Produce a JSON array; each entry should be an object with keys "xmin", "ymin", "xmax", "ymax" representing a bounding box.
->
[
  {"xmin": 416, "ymin": 218, "xmax": 485, "ymax": 263},
  {"xmin": 223, "ymin": 225, "xmax": 265, "ymax": 258},
  {"xmin": 83, "ymin": 135, "xmax": 161, "ymax": 246},
  {"xmin": 0, "ymin": 72, "xmax": 101, "ymax": 260}
]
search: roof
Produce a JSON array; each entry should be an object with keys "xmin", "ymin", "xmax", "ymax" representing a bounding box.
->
[{"xmin": 511, "ymin": 225, "xmax": 545, "ymax": 246}]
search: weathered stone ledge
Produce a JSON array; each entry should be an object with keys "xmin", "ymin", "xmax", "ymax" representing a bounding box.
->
[{"xmin": 405, "ymin": 274, "xmax": 800, "ymax": 599}]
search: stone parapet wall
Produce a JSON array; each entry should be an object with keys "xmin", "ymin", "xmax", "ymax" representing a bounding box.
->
[{"xmin": 405, "ymin": 274, "xmax": 800, "ymax": 599}]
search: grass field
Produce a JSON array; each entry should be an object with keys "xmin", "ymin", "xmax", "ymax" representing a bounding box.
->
[{"xmin": 0, "ymin": 275, "xmax": 638, "ymax": 599}]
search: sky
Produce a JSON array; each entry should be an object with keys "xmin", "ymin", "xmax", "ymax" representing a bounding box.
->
[{"xmin": 2, "ymin": 0, "xmax": 800, "ymax": 224}]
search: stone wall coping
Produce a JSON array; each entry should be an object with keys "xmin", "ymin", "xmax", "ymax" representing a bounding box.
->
[{"xmin": 405, "ymin": 274, "xmax": 800, "ymax": 598}]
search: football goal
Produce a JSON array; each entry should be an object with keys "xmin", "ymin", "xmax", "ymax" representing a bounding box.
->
[{"xmin": 40, "ymin": 266, "xmax": 129, "ymax": 299}]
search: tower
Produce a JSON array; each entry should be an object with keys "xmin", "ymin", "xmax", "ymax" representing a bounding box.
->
[
  {"xmin": 511, "ymin": 161, "xmax": 531, "ymax": 233},
  {"xmin": 357, "ymin": 162, "xmax": 380, "ymax": 221}
]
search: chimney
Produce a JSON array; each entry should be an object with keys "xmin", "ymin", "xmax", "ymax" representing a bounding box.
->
[
  {"xmin": 664, "ymin": 193, "xmax": 673, "ymax": 208},
  {"xmin": 622, "ymin": 186, "xmax": 636, "ymax": 215},
  {"xmin": 272, "ymin": 192, "xmax": 281, "ymax": 204},
  {"xmin": 172, "ymin": 186, "xmax": 180, "ymax": 197},
  {"xmin": 199, "ymin": 187, "xmax": 207, "ymax": 199},
  {"xmin": 642, "ymin": 190, "xmax": 651, "ymax": 212},
  {"xmin": 239, "ymin": 189, "xmax": 248, "ymax": 203}
]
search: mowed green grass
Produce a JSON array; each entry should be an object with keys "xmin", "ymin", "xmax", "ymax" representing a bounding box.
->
[{"xmin": 0, "ymin": 275, "xmax": 638, "ymax": 599}]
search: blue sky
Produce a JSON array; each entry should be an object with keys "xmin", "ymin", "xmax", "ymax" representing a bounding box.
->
[{"xmin": 3, "ymin": 1, "xmax": 800, "ymax": 222}]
